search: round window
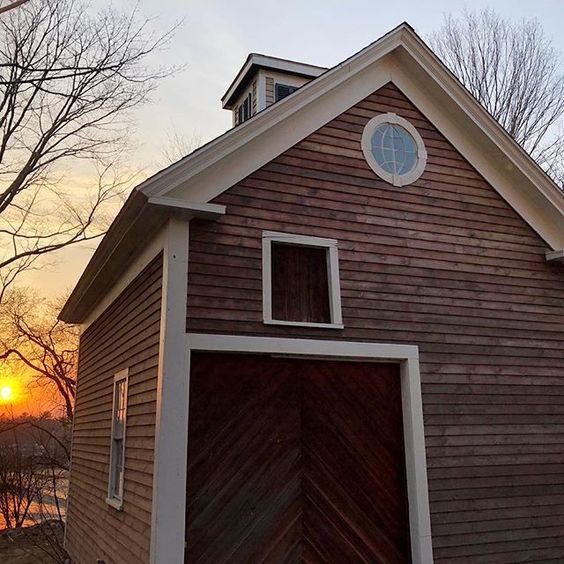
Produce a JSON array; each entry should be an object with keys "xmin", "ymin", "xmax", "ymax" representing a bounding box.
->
[{"xmin": 361, "ymin": 113, "xmax": 427, "ymax": 186}]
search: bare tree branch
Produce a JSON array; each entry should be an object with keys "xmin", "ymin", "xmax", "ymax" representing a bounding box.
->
[
  {"xmin": 0, "ymin": 0, "xmax": 30, "ymax": 16},
  {"xmin": 0, "ymin": 289, "xmax": 78, "ymax": 419},
  {"xmin": 161, "ymin": 127, "xmax": 202, "ymax": 165},
  {"xmin": 429, "ymin": 9, "xmax": 564, "ymax": 188},
  {"xmin": 0, "ymin": 0, "xmax": 179, "ymax": 298}
]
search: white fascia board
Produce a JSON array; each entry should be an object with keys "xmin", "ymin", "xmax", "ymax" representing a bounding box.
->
[
  {"xmin": 153, "ymin": 54, "xmax": 395, "ymax": 203},
  {"xmin": 252, "ymin": 54, "xmax": 326, "ymax": 78},
  {"xmin": 401, "ymin": 33, "xmax": 564, "ymax": 211},
  {"xmin": 390, "ymin": 47, "xmax": 564, "ymax": 250},
  {"xmin": 136, "ymin": 26, "xmax": 405, "ymax": 200},
  {"xmin": 398, "ymin": 33, "xmax": 564, "ymax": 247},
  {"xmin": 138, "ymin": 23, "xmax": 564, "ymax": 251},
  {"xmin": 221, "ymin": 56, "xmax": 254, "ymax": 108},
  {"xmin": 546, "ymin": 250, "xmax": 564, "ymax": 262},
  {"xmin": 148, "ymin": 196, "xmax": 226, "ymax": 219}
]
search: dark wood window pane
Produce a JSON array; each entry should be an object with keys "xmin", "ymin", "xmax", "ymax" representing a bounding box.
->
[
  {"xmin": 271, "ymin": 242, "xmax": 331, "ymax": 323},
  {"xmin": 275, "ymin": 84, "xmax": 298, "ymax": 102}
]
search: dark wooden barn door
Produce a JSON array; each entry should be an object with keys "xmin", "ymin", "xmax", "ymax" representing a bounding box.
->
[{"xmin": 185, "ymin": 353, "xmax": 410, "ymax": 564}]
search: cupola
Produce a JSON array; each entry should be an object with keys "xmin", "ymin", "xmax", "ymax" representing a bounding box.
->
[{"xmin": 221, "ymin": 54, "xmax": 326, "ymax": 126}]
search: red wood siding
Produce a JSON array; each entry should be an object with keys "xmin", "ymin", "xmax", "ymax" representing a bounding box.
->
[
  {"xmin": 187, "ymin": 83, "xmax": 564, "ymax": 561},
  {"xmin": 186, "ymin": 353, "xmax": 409, "ymax": 563},
  {"xmin": 65, "ymin": 254, "xmax": 162, "ymax": 564}
]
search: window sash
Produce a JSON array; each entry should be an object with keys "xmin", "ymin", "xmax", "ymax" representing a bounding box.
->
[{"xmin": 107, "ymin": 370, "xmax": 128, "ymax": 507}]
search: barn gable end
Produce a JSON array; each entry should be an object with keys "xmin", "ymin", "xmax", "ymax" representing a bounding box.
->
[
  {"xmin": 187, "ymin": 82, "xmax": 564, "ymax": 561},
  {"xmin": 60, "ymin": 22, "xmax": 564, "ymax": 564}
]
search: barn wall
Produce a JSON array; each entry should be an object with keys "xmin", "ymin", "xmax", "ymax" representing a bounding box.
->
[
  {"xmin": 186, "ymin": 82, "xmax": 564, "ymax": 562},
  {"xmin": 65, "ymin": 254, "xmax": 163, "ymax": 564}
]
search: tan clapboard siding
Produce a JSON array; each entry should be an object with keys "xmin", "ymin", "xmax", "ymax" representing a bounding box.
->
[
  {"xmin": 186, "ymin": 82, "xmax": 564, "ymax": 561},
  {"xmin": 65, "ymin": 254, "xmax": 163, "ymax": 564},
  {"xmin": 265, "ymin": 76, "xmax": 274, "ymax": 106},
  {"xmin": 252, "ymin": 79, "xmax": 257, "ymax": 115}
]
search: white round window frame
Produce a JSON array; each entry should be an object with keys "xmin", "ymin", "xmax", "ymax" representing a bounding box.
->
[{"xmin": 361, "ymin": 112, "xmax": 427, "ymax": 187}]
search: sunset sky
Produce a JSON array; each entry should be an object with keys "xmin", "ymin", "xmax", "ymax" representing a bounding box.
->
[
  {"xmin": 3, "ymin": 0, "xmax": 563, "ymax": 416},
  {"xmin": 17, "ymin": 0, "xmax": 564, "ymax": 300}
]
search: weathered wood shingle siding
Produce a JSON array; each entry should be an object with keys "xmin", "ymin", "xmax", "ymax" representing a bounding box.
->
[
  {"xmin": 187, "ymin": 83, "xmax": 564, "ymax": 562},
  {"xmin": 66, "ymin": 254, "xmax": 163, "ymax": 564}
]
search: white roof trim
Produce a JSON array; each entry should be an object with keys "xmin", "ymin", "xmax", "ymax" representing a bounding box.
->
[
  {"xmin": 546, "ymin": 250, "xmax": 564, "ymax": 262},
  {"xmin": 136, "ymin": 23, "xmax": 564, "ymax": 250},
  {"xmin": 398, "ymin": 31, "xmax": 564, "ymax": 227},
  {"xmin": 147, "ymin": 196, "xmax": 225, "ymax": 219},
  {"xmin": 138, "ymin": 26, "xmax": 404, "ymax": 200},
  {"xmin": 222, "ymin": 53, "xmax": 327, "ymax": 108}
]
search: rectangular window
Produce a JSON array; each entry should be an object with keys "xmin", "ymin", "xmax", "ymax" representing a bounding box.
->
[
  {"xmin": 237, "ymin": 93, "xmax": 252, "ymax": 125},
  {"xmin": 275, "ymin": 83, "xmax": 298, "ymax": 102},
  {"xmin": 262, "ymin": 231, "xmax": 343, "ymax": 328},
  {"xmin": 242, "ymin": 93, "xmax": 251, "ymax": 121},
  {"xmin": 107, "ymin": 369, "xmax": 128, "ymax": 509}
]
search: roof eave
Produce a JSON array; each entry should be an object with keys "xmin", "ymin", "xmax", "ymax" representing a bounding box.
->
[
  {"xmin": 139, "ymin": 24, "xmax": 408, "ymax": 201},
  {"xmin": 59, "ymin": 192, "xmax": 225, "ymax": 324},
  {"xmin": 398, "ymin": 30, "xmax": 564, "ymax": 223},
  {"xmin": 546, "ymin": 250, "xmax": 564, "ymax": 262}
]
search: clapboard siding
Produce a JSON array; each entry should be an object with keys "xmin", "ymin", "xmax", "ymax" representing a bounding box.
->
[
  {"xmin": 186, "ymin": 82, "xmax": 564, "ymax": 561},
  {"xmin": 65, "ymin": 254, "xmax": 163, "ymax": 564},
  {"xmin": 265, "ymin": 76, "xmax": 274, "ymax": 106}
]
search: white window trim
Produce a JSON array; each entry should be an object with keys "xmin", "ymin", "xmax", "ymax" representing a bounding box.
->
[
  {"xmin": 184, "ymin": 333, "xmax": 434, "ymax": 564},
  {"xmin": 262, "ymin": 230, "xmax": 343, "ymax": 329},
  {"xmin": 361, "ymin": 112, "xmax": 427, "ymax": 187},
  {"xmin": 106, "ymin": 368, "xmax": 129, "ymax": 510}
]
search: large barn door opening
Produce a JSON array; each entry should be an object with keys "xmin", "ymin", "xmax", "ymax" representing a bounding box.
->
[{"xmin": 185, "ymin": 353, "xmax": 410, "ymax": 563}]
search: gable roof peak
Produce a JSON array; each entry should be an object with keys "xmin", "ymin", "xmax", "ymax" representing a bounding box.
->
[{"xmin": 61, "ymin": 23, "xmax": 564, "ymax": 323}]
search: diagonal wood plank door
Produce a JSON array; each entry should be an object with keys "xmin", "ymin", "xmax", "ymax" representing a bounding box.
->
[{"xmin": 186, "ymin": 353, "xmax": 410, "ymax": 564}]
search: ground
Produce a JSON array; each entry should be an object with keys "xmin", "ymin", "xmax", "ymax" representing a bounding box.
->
[{"xmin": 0, "ymin": 521, "xmax": 66, "ymax": 563}]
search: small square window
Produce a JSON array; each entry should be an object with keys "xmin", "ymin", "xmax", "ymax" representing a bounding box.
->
[
  {"xmin": 262, "ymin": 231, "xmax": 343, "ymax": 328},
  {"xmin": 236, "ymin": 93, "xmax": 252, "ymax": 125}
]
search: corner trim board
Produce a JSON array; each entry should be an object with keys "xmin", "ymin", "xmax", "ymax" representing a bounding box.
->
[{"xmin": 149, "ymin": 218, "xmax": 191, "ymax": 564}]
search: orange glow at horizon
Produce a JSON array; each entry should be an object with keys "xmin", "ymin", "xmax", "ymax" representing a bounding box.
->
[
  {"xmin": 0, "ymin": 368, "xmax": 65, "ymax": 417},
  {"xmin": 1, "ymin": 385, "xmax": 13, "ymax": 402},
  {"xmin": 0, "ymin": 378, "xmax": 20, "ymax": 404}
]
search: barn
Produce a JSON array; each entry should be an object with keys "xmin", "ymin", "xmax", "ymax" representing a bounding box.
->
[{"xmin": 60, "ymin": 23, "xmax": 564, "ymax": 564}]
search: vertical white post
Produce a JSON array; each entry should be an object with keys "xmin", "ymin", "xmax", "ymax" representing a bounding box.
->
[
  {"xmin": 150, "ymin": 217, "xmax": 190, "ymax": 564},
  {"xmin": 401, "ymin": 357, "xmax": 434, "ymax": 563}
]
